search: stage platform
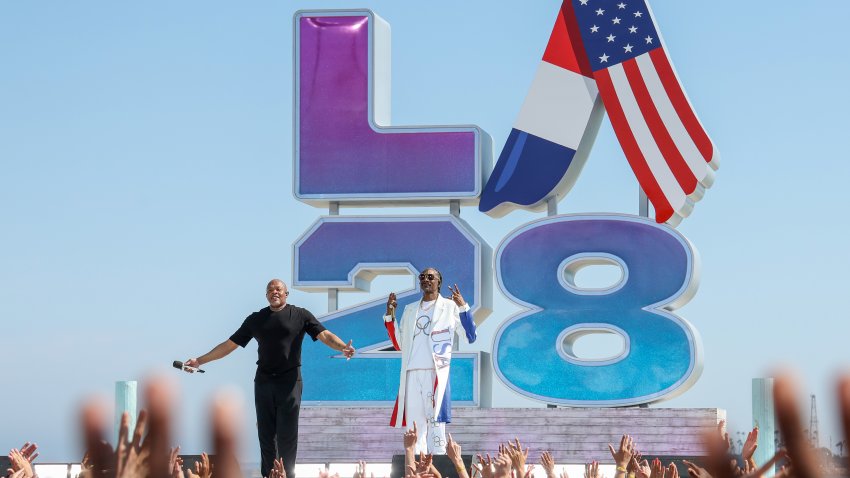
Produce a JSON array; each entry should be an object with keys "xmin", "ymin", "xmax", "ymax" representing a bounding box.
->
[{"xmin": 298, "ymin": 407, "xmax": 726, "ymax": 463}]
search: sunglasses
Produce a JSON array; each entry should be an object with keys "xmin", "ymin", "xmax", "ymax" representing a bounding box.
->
[{"xmin": 419, "ymin": 273, "xmax": 437, "ymax": 281}]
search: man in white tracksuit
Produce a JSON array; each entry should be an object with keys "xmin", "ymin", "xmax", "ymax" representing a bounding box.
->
[{"xmin": 383, "ymin": 267, "xmax": 477, "ymax": 454}]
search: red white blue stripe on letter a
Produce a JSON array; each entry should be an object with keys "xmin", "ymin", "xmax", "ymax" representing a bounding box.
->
[{"xmin": 479, "ymin": 1, "xmax": 604, "ymax": 217}]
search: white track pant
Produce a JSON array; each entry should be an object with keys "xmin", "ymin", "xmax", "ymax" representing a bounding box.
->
[{"xmin": 405, "ymin": 369, "xmax": 447, "ymax": 455}]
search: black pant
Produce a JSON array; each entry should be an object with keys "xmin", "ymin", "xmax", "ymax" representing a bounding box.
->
[{"xmin": 255, "ymin": 371, "xmax": 303, "ymax": 478}]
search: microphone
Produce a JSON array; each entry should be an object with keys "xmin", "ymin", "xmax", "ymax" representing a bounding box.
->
[{"xmin": 173, "ymin": 360, "xmax": 205, "ymax": 374}]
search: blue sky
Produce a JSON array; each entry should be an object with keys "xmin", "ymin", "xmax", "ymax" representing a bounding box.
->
[{"xmin": 3, "ymin": 0, "xmax": 850, "ymax": 462}]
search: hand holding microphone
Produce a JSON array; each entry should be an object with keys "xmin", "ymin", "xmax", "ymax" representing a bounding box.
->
[{"xmin": 173, "ymin": 359, "xmax": 205, "ymax": 374}]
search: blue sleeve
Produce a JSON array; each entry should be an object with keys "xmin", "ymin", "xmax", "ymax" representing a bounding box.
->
[
  {"xmin": 437, "ymin": 380, "xmax": 452, "ymax": 423},
  {"xmin": 459, "ymin": 310, "xmax": 476, "ymax": 343}
]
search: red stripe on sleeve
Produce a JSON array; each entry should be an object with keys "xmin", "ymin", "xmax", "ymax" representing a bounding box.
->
[
  {"xmin": 622, "ymin": 58, "xmax": 697, "ymax": 195},
  {"xmin": 390, "ymin": 396, "xmax": 404, "ymax": 427},
  {"xmin": 595, "ymin": 68, "xmax": 674, "ymax": 223},
  {"xmin": 384, "ymin": 320, "xmax": 401, "ymax": 351},
  {"xmin": 649, "ymin": 49, "xmax": 714, "ymax": 163}
]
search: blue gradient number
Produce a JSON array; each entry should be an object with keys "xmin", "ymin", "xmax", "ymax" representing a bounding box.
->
[
  {"xmin": 294, "ymin": 216, "xmax": 489, "ymax": 404},
  {"xmin": 493, "ymin": 214, "xmax": 701, "ymax": 406}
]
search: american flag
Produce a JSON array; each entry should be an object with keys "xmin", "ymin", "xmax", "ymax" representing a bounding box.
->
[{"xmin": 572, "ymin": 0, "xmax": 718, "ymax": 225}]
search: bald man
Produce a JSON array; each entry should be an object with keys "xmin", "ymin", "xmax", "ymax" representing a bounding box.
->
[{"xmin": 184, "ymin": 279, "xmax": 354, "ymax": 478}]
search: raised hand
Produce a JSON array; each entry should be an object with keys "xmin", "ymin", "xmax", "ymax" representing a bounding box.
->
[
  {"xmin": 210, "ymin": 390, "xmax": 245, "ymax": 478},
  {"xmin": 120, "ymin": 445, "xmax": 151, "ymax": 478},
  {"xmin": 169, "ymin": 446, "xmax": 184, "ymax": 478},
  {"xmin": 477, "ymin": 454, "xmax": 495, "ymax": 478},
  {"xmin": 406, "ymin": 465, "xmax": 438, "ymax": 478},
  {"xmin": 775, "ymin": 375, "xmax": 820, "ymax": 478},
  {"xmin": 404, "ymin": 422, "xmax": 418, "ymax": 450},
  {"xmin": 7, "ymin": 448, "xmax": 34, "ymax": 478},
  {"xmin": 271, "ymin": 457, "xmax": 287, "ymax": 478},
  {"xmin": 773, "ymin": 465, "xmax": 791, "ymax": 478},
  {"xmin": 353, "ymin": 460, "xmax": 367, "ymax": 478},
  {"xmin": 79, "ymin": 401, "xmax": 115, "ymax": 478},
  {"xmin": 636, "ymin": 459, "xmax": 652, "ymax": 478},
  {"xmin": 682, "ymin": 461, "xmax": 712, "ymax": 478},
  {"xmin": 608, "ymin": 434, "xmax": 635, "ymax": 469},
  {"xmin": 197, "ymin": 452, "xmax": 213, "ymax": 478},
  {"xmin": 493, "ymin": 455, "xmax": 512, "ymax": 478},
  {"xmin": 702, "ymin": 416, "xmax": 758, "ymax": 478},
  {"xmin": 747, "ymin": 449, "xmax": 788, "ymax": 478},
  {"xmin": 732, "ymin": 460, "xmax": 745, "ymax": 478},
  {"xmin": 78, "ymin": 378, "xmax": 243, "ymax": 478},
  {"xmin": 342, "ymin": 339, "xmax": 356, "ymax": 359},
  {"xmin": 716, "ymin": 420, "xmax": 731, "ymax": 453},
  {"xmin": 649, "ymin": 459, "xmax": 664, "ymax": 478},
  {"xmin": 319, "ymin": 466, "xmax": 341, "ymax": 478},
  {"xmin": 446, "ymin": 434, "xmax": 462, "ymax": 462},
  {"xmin": 19, "ymin": 443, "xmax": 39, "ymax": 465},
  {"xmin": 667, "ymin": 463, "xmax": 679, "ymax": 478},
  {"xmin": 386, "ymin": 293, "xmax": 398, "ymax": 316},
  {"xmin": 141, "ymin": 379, "xmax": 177, "ymax": 478},
  {"xmin": 540, "ymin": 451, "xmax": 557, "ymax": 478},
  {"xmin": 448, "ymin": 285, "xmax": 466, "ymax": 307},
  {"xmin": 585, "ymin": 461, "xmax": 603, "ymax": 478},
  {"xmin": 633, "ymin": 452, "xmax": 643, "ymax": 469},
  {"xmin": 403, "ymin": 423, "xmax": 418, "ymax": 478},
  {"xmin": 741, "ymin": 427, "xmax": 758, "ymax": 462},
  {"xmin": 629, "ymin": 459, "xmax": 641, "ymax": 478},
  {"xmin": 114, "ymin": 409, "xmax": 150, "ymax": 478},
  {"xmin": 415, "ymin": 452, "xmax": 434, "ymax": 475},
  {"xmin": 507, "ymin": 438, "xmax": 529, "ymax": 476},
  {"xmin": 446, "ymin": 434, "xmax": 469, "ymax": 478}
]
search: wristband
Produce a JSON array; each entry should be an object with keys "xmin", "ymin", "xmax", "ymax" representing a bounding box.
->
[{"xmin": 617, "ymin": 467, "xmax": 628, "ymax": 473}]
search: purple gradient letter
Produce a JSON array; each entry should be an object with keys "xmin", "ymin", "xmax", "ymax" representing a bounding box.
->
[{"xmin": 294, "ymin": 11, "xmax": 491, "ymax": 204}]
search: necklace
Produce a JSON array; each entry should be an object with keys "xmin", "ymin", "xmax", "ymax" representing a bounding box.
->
[{"xmin": 418, "ymin": 298, "xmax": 437, "ymax": 312}]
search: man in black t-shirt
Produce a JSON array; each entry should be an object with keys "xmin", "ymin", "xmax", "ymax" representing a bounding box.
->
[{"xmin": 184, "ymin": 279, "xmax": 355, "ymax": 478}]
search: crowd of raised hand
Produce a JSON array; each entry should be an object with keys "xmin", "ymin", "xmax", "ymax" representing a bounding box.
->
[
  {"xmin": 6, "ymin": 372, "xmax": 850, "ymax": 478},
  {"xmin": 396, "ymin": 426, "xmax": 781, "ymax": 478}
]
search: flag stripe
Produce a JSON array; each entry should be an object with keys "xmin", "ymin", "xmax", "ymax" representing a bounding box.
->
[
  {"xmin": 635, "ymin": 53, "xmax": 713, "ymax": 187},
  {"xmin": 559, "ymin": 0, "xmax": 594, "ymax": 76},
  {"xmin": 607, "ymin": 63, "xmax": 687, "ymax": 217},
  {"xmin": 514, "ymin": 61, "xmax": 599, "ymax": 150},
  {"xmin": 622, "ymin": 57, "xmax": 697, "ymax": 196},
  {"xmin": 543, "ymin": 1, "xmax": 594, "ymax": 76},
  {"xmin": 491, "ymin": 129, "xmax": 580, "ymax": 195},
  {"xmin": 649, "ymin": 48, "xmax": 714, "ymax": 164},
  {"xmin": 595, "ymin": 68, "xmax": 675, "ymax": 223}
]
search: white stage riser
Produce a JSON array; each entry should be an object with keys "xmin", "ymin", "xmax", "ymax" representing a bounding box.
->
[{"xmin": 297, "ymin": 407, "xmax": 725, "ymax": 462}]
